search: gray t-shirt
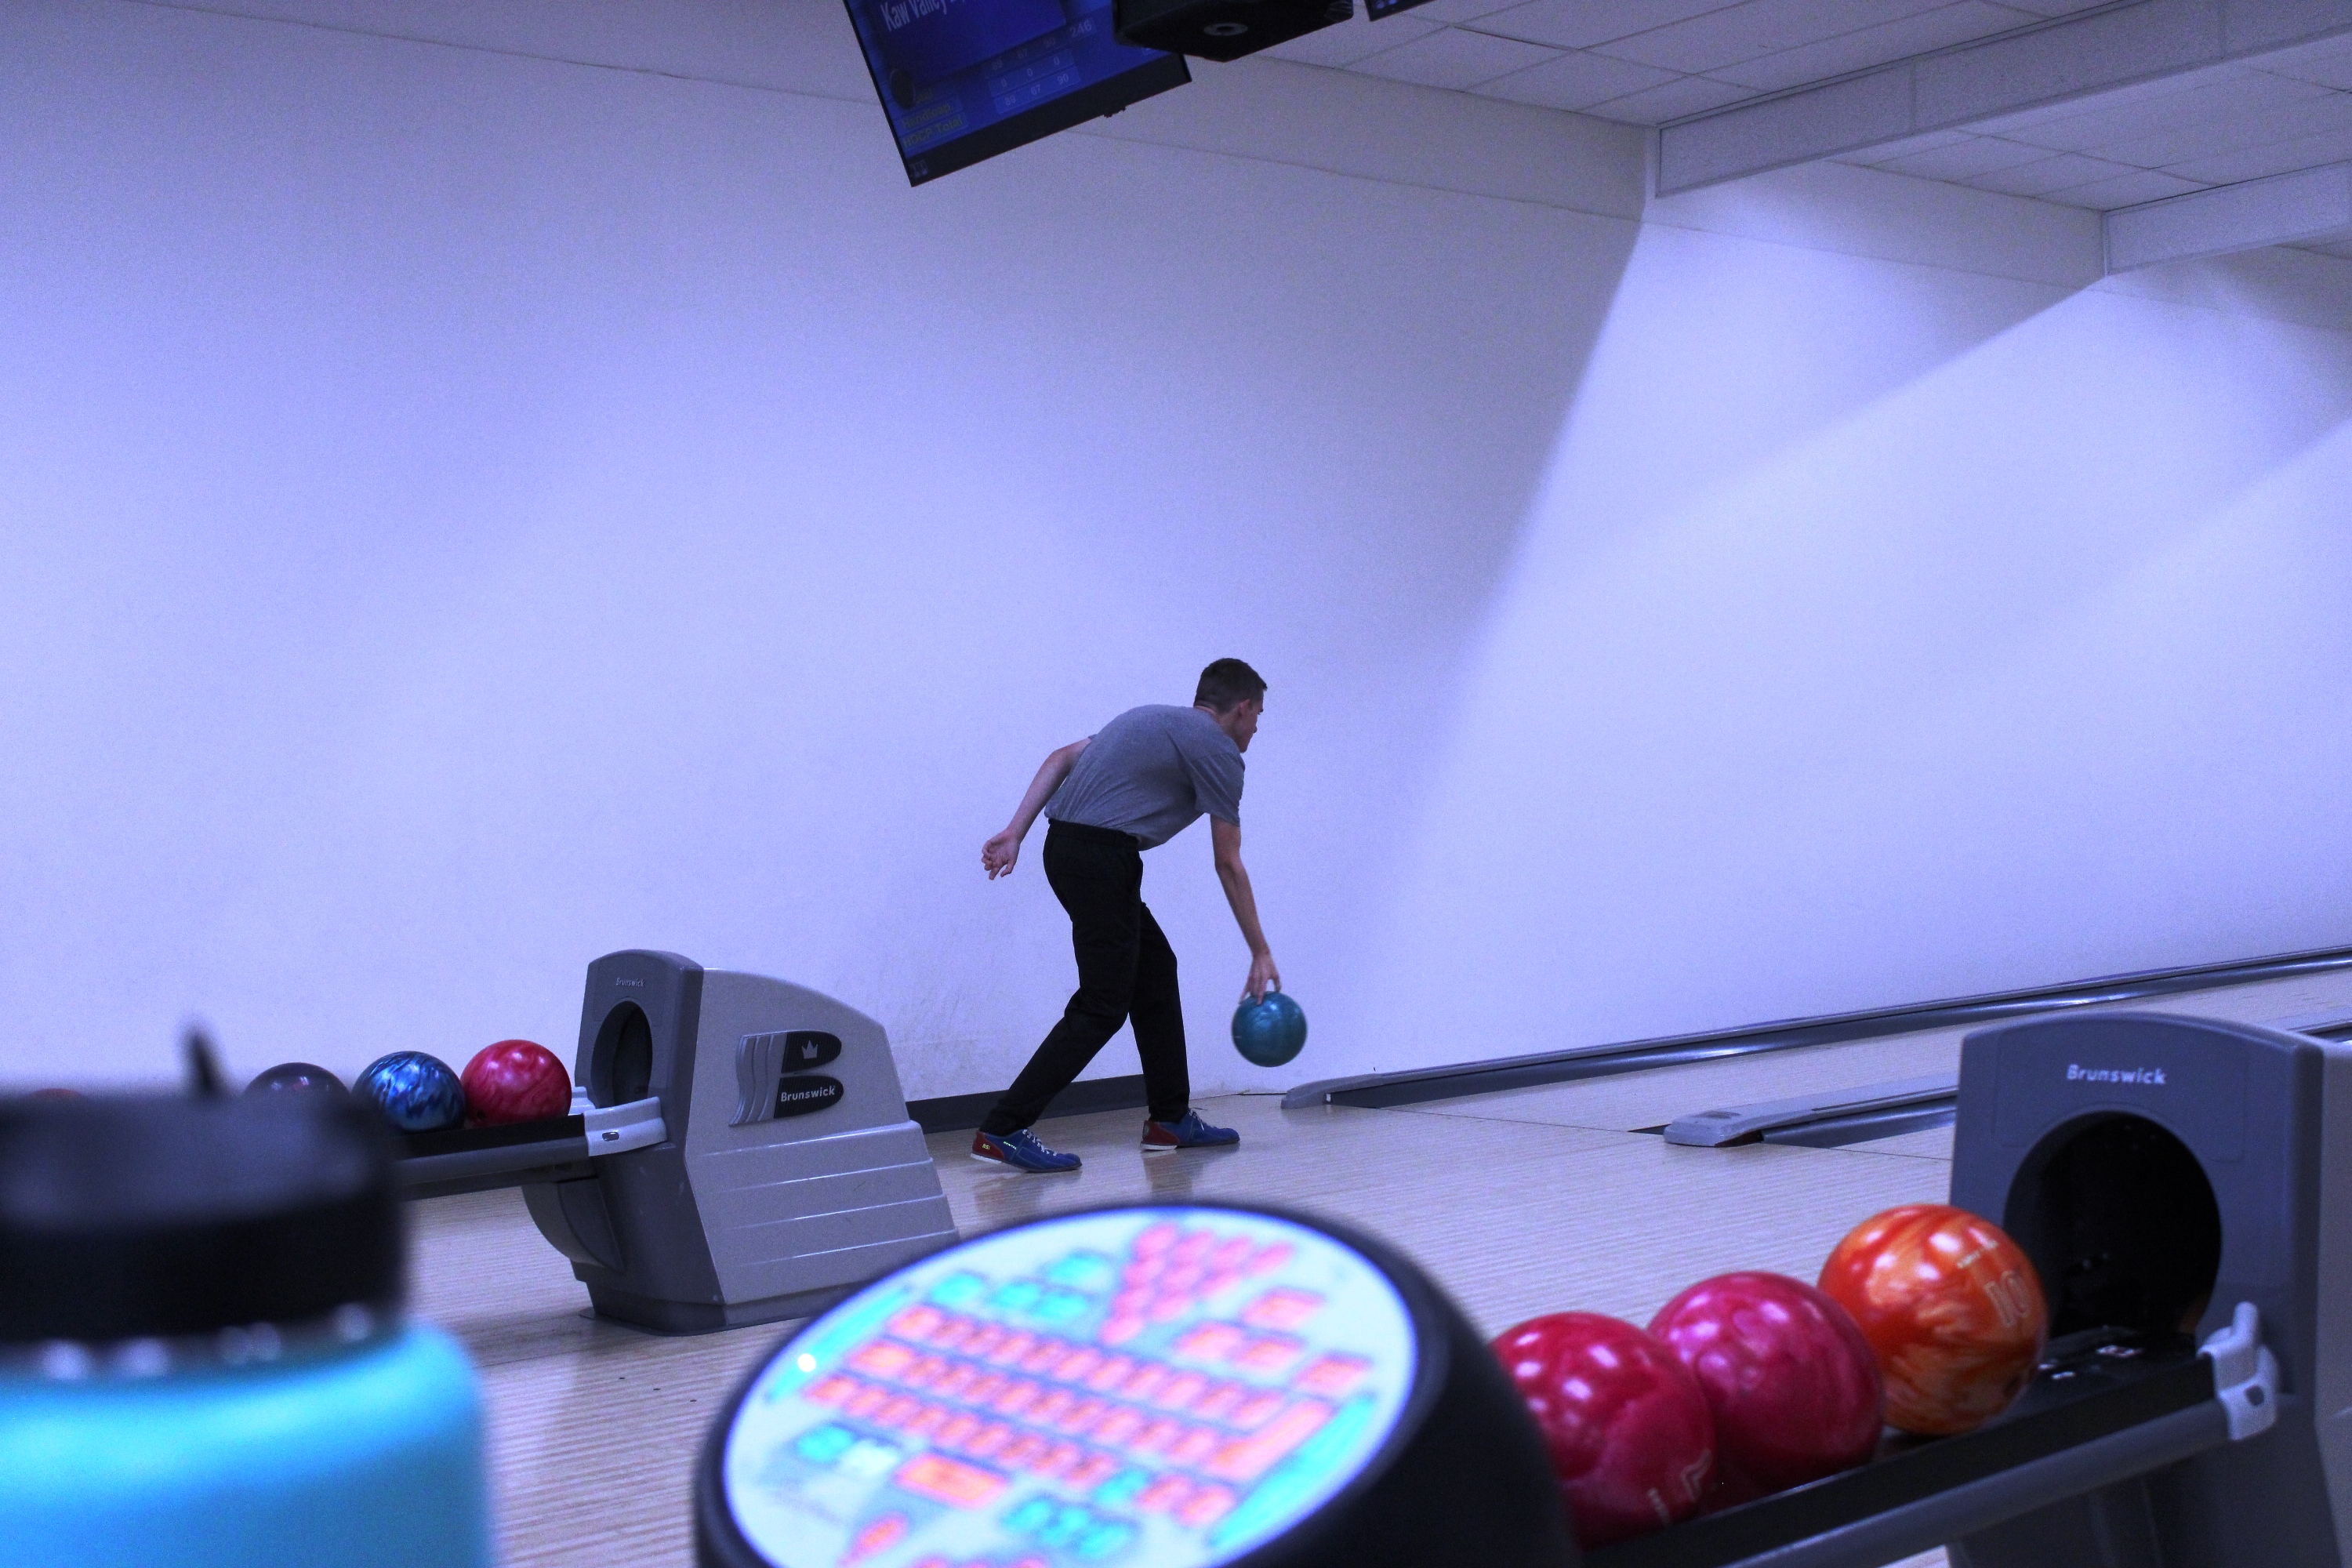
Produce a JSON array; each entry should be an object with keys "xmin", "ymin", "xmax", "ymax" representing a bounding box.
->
[{"xmin": 1046, "ymin": 705, "xmax": 1244, "ymax": 850}]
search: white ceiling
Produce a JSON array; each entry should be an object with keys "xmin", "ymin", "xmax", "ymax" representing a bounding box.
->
[
  {"xmin": 1266, "ymin": 2, "xmax": 2352, "ymax": 244},
  {"xmin": 1264, "ymin": 0, "xmax": 2115, "ymax": 125},
  {"xmin": 1837, "ymin": 33, "xmax": 2352, "ymax": 221}
]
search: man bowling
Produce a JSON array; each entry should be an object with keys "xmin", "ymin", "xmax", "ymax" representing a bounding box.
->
[{"xmin": 973, "ymin": 659, "xmax": 1279, "ymax": 1173}]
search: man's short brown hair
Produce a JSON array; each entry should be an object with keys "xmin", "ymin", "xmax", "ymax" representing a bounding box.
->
[{"xmin": 1194, "ymin": 659, "xmax": 1266, "ymax": 713}]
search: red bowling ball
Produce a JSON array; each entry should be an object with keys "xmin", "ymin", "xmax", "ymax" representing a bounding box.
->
[
  {"xmin": 1491, "ymin": 1312, "xmax": 1716, "ymax": 1547},
  {"xmin": 1648, "ymin": 1272, "xmax": 1883, "ymax": 1500},
  {"xmin": 461, "ymin": 1040, "xmax": 571, "ymax": 1126}
]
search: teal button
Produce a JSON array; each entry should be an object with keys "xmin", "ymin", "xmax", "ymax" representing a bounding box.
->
[
  {"xmin": 931, "ymin": 1272, "xmax": 989, "ymax": 1310},
  {"xmin": 1036, "ymin": 1504, "xmax": 1094, "ymax": 1548},
  {"xmin": 792, "ymin": 1425, "xmax": 856, "ymax": 1467},
  {"xmin": 1004, "ymin": 1496, "xmax": 1057, "ymax": 1534},
  {"xmin": 991, "ymin": 1279, "xmax": 1044, "ymax": 1314},
  {"xmin": 1033, "ymin": 1289, "xmax": 1089, "ymax": 1323},
  {"xmin": 1075, "ymin": 1519, "xmax": 1137, "ymax": 1560},
  {"xmin": 1091, "ymin": 1468, "xmax": 1149, "ymax": 1508},
  {"xmin": 1046, "ymin": 1252, "xmax": 1119, "ymax": 1293}
]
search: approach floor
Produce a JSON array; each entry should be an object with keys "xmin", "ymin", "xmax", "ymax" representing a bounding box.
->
[{"xmin": 414, "ymin": 965, "xmax": 2352, "ymax": 1566}]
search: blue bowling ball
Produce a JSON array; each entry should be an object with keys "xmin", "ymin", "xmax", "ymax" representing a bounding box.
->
[
  {"xmin": 355, "ymin": 1051, "xmax": 466, "ymax": 1132},
  {"xmin": 1231, "ymin": 989, "xmax": 1308, "ymax": 1068}
]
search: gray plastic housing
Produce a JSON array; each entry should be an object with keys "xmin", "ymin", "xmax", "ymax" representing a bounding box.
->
[
  {"xmin": 523, "ymin": 950, "xmax": 957, "ymax": 1333},
  {"xmin": 1946, "ymin": 1011, "xmax": 2352, "ymax": 1568}
]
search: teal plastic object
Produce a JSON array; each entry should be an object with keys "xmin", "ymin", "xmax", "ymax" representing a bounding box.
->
[
  {"xmin": 0, "ymin": 1324, "xmax": 488, "ymax": 1568},
  {"xmin": 1232, "ymin": 989, "xmax": 1308, "ymax": 1067}
]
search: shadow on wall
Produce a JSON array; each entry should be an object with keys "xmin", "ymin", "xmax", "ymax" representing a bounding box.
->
[{"xmin": 1329, "ymin": 220, "xmax": 2352, "ymax": 1082}]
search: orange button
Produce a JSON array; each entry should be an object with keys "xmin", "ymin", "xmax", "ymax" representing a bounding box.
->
[
  {"xmin": 1240, "ymin": 1290, "xmax": 1323, "ymax": 1332},
  {"xmin": 889, "ymin": 1305, "xmax": 944, "ymax": 1340},
  {"xmin": 893, "ymin": 1454, "xmax": 1007, "ymax": 1509},
  {"xmin": 1296, "ymin": 1356, "xmax": 1370, "ymax": 1399},
  {"xmin": 1173, "ymin": 1323, "xmax": 1246, "ymax": 1362},
  {"xmin": 1193, "ymin": 1382, "xmax": 1243, "ymax": 1421},
  {"xmin": 1206, "ymin": 1400, "xmax": 1334, "ymax": 1483},
  {"xmin": 1168, "ymin": 1426, "xmax": 1219, "ymax": 1465},
  {"xmin": 1138, "ymin": 1473, "xmax": 1194, "ymax": 1512},
  {"xmin": 1153, "ymin": 1371, "xmax": 1207, "ymax": 1410},
  {"xmin": 1234, "ymin": 1335, "xmax": 1305, "ymax": 1374},
  {"xmin": 1093, "ymin": 1407, "xmax": 1145, "ymax": 1446},
  {"xmin": 1068, "ymin": 1453, "xmax": 1120, "ymax": 1489}
]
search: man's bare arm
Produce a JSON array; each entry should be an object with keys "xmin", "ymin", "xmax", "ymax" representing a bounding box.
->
[
  {"xmin": 982, "ymin": 739, "xmax": 1089, "ymax": 879},
  {"xmin": 1211, "ymin": 817, "xmax": 1279, "ymax": 1002}
]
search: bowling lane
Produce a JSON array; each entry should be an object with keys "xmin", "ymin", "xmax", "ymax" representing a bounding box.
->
[
  {"xmin": 1406, "ymin": 1026, "xmax": 1965, "ymax": 1136},
  {"xmin": 920, "ymin": 1096, "xmax": 1947, "ymax": 1337},
  {"xmin": 1394, "ymin": 964, "xmax": 2352, "ymax": 1136}
]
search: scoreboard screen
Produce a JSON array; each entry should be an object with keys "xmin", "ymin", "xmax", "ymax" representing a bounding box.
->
[
  {"xmin": 840, "ymin": 0, "xmax": 1190, "ymax": 187},
  {"xmin": 713, "ymin": 1207, "xmax": 1417, "ymax": 1568}
]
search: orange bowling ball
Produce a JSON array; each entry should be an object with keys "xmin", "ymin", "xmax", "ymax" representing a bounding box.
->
[{"xmin": 1817, "ymin": 1203, "xmax": 2047, "ymax": 1436}]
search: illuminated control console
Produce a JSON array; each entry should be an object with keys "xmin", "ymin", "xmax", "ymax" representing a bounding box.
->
[{"xmin": 696, "ymin": 1203, "xmax": 1570, "ymax": 1568}]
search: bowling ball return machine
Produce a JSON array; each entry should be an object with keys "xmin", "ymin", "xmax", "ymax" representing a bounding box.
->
[
  {"xmin": 691, "ymin": 1010, "xmax": 2352, "ymax": 1568},
  {"xmin": 396, "ymin": 950, "xmax": 957, "ymax": 1333},
  {"xmin": 1594, "ymin": 1007, "xmax": 2340, "ymax": 1568}
]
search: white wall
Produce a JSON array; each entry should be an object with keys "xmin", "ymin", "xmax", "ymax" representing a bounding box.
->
[{"xmin": 5, "ymin": 0, "xmax": 2350, "ymax": 1097}]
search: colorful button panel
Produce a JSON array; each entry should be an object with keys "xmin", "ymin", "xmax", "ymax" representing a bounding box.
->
[{"xmin": 721, "ymin": 1208, "xmax": 1416, "ymax": 1568}]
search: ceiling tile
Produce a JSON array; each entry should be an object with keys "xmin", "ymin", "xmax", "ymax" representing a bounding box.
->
[
  {"xmin": 1581, "ymin": 72, "xmax": 1756, "ymax": 124},
  {"xmin": 1873, "ymin": 132, "xmax": 2060, "ymax": 180},
  {"xmin": 1344, "ymin": 26, "xmax": 1563, "ymax": 87},
  {"xmin": 1461, "ymin": 0, "xmax": 1745, "ymax": 51},
  {"xmin": 1984, "ymin": 69, "xmax": 2338, "ymax": 154},
  {"xmin": 1261, "ymin": 13, "xmax": 1441, "ymax": 65},
  {"xmin": 1385, "ymin": 0, "xmax": 1528, "ymax": 20},
  {"xmin": 1470, "ymin": 47, "xmax": 1681, "ymax": 110},
  {"xmin": 1708, "ymin": 2, "xmax": 2040, "ymax": 93},
  {"xmin": 1968, "ymin": 60, "xmax": 2246, "ymax": 135},
  {"xmin": 1960, "ymin": 151, "xmax": 2140, "ymax": 196},
  {"xmin": 1595, "ymin": 0, "xmax": 1958, "ymax": 76},
  {"xmin": 2162, "ymin": 125, "xmax": 2352, "ymax": 184},
  {"xmin": 2250, "ymin": 33, "xmax": 2352, "ymax": 91},
  {"xmin": 2036, "ymin": 168, "xmax": 2207, "ymax": 209}
]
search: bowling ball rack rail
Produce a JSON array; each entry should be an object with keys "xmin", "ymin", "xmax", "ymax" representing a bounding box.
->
[
  {"xmin": 392, "ymin": 1094, "xmax": 665, "ymax": 1200},
  {"xmin": 1589, "ymin": 1327, "xmax": 2231, "ymax": 1568}
]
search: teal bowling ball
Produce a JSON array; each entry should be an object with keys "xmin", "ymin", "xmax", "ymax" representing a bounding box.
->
[
  {"xmin": 1231, "ymin": 990, "xmax": 1308, "ymax": 1067},
  {"xmin": 354, "ymin": 1051, "xmax": 466, "ymax": 1132}
]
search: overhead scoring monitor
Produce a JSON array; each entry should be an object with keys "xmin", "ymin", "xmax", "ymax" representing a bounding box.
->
[
  {"xmin": 841, "ymin": 0, "xmax": 1189, "ymax": 186},
  {"xmin": 697, "ymin": 1202, "xmax": 1571, "ymax": 1568}
]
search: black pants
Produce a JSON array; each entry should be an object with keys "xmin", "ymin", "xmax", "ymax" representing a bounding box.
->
[{"xmin": 980, "ymin": 820, "xmax": 1190, "ymax": 1135}]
